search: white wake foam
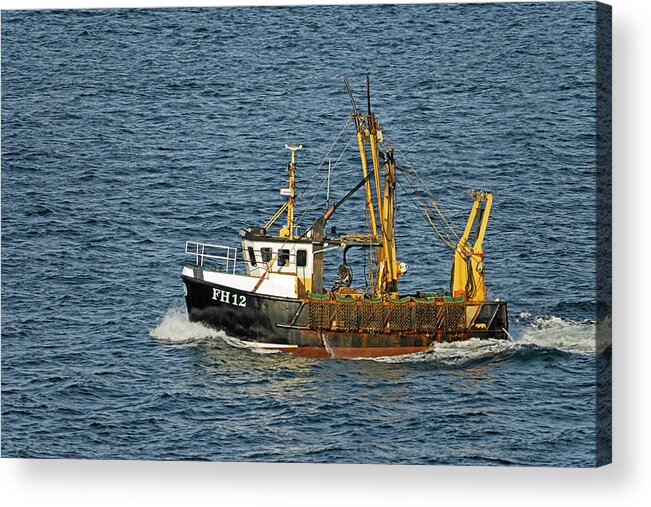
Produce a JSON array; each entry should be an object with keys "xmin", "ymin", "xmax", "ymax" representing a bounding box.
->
[
  {"xmin": 149, "ymin": 307, "xmax": 279, "ymax": 354},
  {"xmin": 371, "ymin": 337, "xmax": 512, "ymax": 365},
  {"xmin": 372, "ymin": 315, "xmax": 596, "ymax": 364},
  {"xmin": 518, "ymin": 316, "xmax": 596, "ymax": 354},
  {"xmin": 149, "ymin": 307, "xmax": 225, "ymax": 344}
]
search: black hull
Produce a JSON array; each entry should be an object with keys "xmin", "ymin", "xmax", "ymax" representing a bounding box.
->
[
  {"xmin": 183, "ymin": 274, "xmax": 304, "ymax": 344},
  {"xmin": 182, "ymin": 274, "xmax": 509, "ymax": 358}
]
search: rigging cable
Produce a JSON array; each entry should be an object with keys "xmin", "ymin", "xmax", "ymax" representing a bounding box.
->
[
  {"xmin": 295, "ymin": 115, "xmax": 353, "ymax": 202},
  {"xmin": 395, "ymin": 164, "xmax": 458, "ymax": 248},
  {"xmin": 396, "ymin": 176, "xmax": 456, "ymax": 249},
  {"xmin": 384, "ymin": 133, "xmax": 461, "ymax": 244},
  {"xmin": 395, "ymin": 162, "xmax": 459, "ymax": 245},
  {"xmin": 295, "ymin": 131, "xmax": 357, "ymax": 227}
]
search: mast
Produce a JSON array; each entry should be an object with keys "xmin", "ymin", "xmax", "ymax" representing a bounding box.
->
[
  {"xmin": 382, "ymin": 149, "xmax": 399, "ymax": 295},
  {"xmin": 365, "ymin": 76, "xmax": 396, "ymax": 297},
  {"xmin": 280, "ymin": 144, "xmax": 302, "ymax": 239},
  {"xmin": 263, "ymin": 144, "xmax": 302, "ymax": 237},
  {"xmin": 344, "ymin": 77, "xmax": 379, "ymax": 238},
  {"xmin": 326, "ymin": 158, "xmax": 332, "ymax": 209},
  {"xmin": 345, "ymin": 76, "xmax": 381, "ymax": 293},
  {"xmin": 344, "ymin": 75, "xmax": 400, "ymax": 298}
]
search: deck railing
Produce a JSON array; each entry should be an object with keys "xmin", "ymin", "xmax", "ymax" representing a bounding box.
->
[{"xmin": 185, "ymin": 241, "xmax": 238, "ymax": 274}]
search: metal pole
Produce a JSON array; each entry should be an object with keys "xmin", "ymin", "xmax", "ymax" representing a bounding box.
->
[{"xmin": 326, "ymin": 158, "xmax": 332, "ymax": 209}]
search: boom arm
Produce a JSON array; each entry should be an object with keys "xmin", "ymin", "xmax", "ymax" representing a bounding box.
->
[
  {"xmin": 450, "ymin": 190, "xmax": 493, "ymax": 301},
  {"xmin": 310, "ymin": 172, "xmax": 375, "ymax": 294}
]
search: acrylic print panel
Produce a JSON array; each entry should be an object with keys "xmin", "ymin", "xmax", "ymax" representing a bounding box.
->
[{"xmin": 1, "ymin": 1, "xmax": 611, "ymax": 466}]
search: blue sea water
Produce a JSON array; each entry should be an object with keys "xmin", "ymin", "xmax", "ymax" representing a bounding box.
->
[{"xmin": 2, "ymin": 3, "xmax": 605, "ymax": 465}]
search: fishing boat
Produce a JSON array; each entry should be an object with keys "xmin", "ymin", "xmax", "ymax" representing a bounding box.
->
[{"xmin": 181, "ymin": 77, "xmax": 508, "ymax": 358}]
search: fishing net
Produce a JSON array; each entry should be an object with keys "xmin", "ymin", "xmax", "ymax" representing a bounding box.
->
[
  {"xmin": 358, "ymin": 301, "xmax": 386, "ymax": 332},
  {"xmin": 387, "ymin": 301, "xmax": 413, "ymax": 332},
  {"xmin": 308, "ymin": 298, "xmax": 467, "ymax": 334},
  {"xmin": 332, "ymin": 300, "xmax": 359, "ymax": 331},
  {"xmin": 415, "ymin": 301, "xmax": 440, "ymax": 333},
  {"xmin": 308, "ymin": 299, "xmax": 330, "ymax": 329},
  {"xmin": 444, "ymin": 302, "xmax": 466, "ymax": 332}
]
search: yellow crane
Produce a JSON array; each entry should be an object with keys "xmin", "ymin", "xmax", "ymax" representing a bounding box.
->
[{"xmin": 450, "ymin": 190, "xmax": 493, "ymax": 302}]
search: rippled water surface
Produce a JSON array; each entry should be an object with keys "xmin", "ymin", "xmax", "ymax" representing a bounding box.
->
[{"xmin": 2, "ymin": 3, "xmax": 604, "ymax": 465}]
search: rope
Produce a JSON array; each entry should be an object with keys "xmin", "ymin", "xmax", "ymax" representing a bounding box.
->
[{"xmin": 411, "ymin": 167, "xmax": 460, "ymax": 242}]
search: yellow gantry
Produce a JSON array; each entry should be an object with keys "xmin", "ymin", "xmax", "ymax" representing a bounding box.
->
[
  {"xmin": 356, "ymin": 128, "xmax": 378, "ymax": 238},
  {"xmin": 352, "ymin": 100, "xmax": 401, "ymax": 298},
  {"xmin": 381, "ymin": 150, "xmax": 399, "ymax": 296},
  {"xmin": 451, "ymin": 190, "xmax": 493, "ymax": 302}
]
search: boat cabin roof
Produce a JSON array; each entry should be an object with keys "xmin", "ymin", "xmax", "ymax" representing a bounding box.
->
[
  {"xmin": 239, "ymin": 227, "xmax": 313, "ymax": 244},
  {"xmin": 240, "ymin": 228, "xmax": 380, "ymax": 247}
]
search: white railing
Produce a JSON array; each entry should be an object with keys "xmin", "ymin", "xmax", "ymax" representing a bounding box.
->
[{"xmin": 185, "ymin": 241, "xmax": 238, "ymax": 274}]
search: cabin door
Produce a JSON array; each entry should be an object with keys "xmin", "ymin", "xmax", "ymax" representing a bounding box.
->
[{"xmin": 295, "ymin": 247, "xmax": 310, "ymax": 297}]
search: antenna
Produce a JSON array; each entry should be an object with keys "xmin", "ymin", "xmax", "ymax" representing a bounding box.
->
[
  {"xmin": 343, "ymin": 75, "xmax": 359, "ymax": 115},
  {"xmin": 366, "ymin": 74, "xmax": 372, "ymax": 115},
  {"xmin": 284, "ymin": 143, "xmax": 303, "ymax": 161}
]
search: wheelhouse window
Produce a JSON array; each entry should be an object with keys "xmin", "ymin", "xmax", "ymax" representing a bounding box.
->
[
  {"xmin": 247, "ymin": 246, "xmax": 257, "ymax": 266},
  {"xmin": 278, "ymin": 249, "xmax": 290, "ymax": 267},
  {"xmin": 261, "ymin": 247, "xmax": 273, "ymax": 263},
  {"xmin": 296, "ymin": 249, "xmax": 307, "ymax": 267}
]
